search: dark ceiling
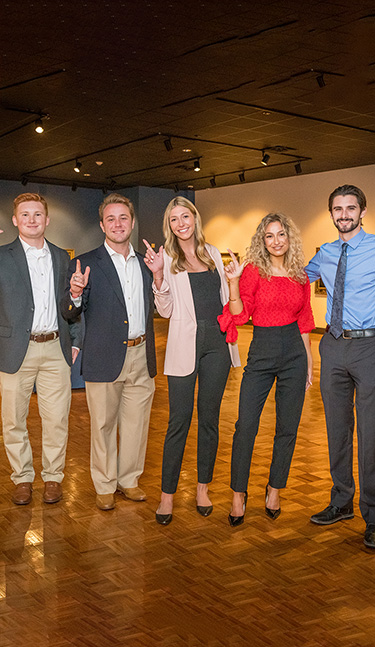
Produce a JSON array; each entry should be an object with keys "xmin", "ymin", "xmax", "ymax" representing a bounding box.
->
[{"xmin": 1, "ymin": 0, "xmax": 375, "ymax": 192}]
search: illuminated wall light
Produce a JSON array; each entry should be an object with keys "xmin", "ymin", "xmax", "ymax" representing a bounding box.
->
[
  {"xmin": 34, "ymin": 118, "xmax": 44, "ymax": 134},
  {"xmin": 74, "ymin": 160, "xmax": 82, "ymax": 173},
  {"xmin": 261, "ymin": 151, "xmax": 270, "ymax": 166},
  {"xmin": 183, "ymin": 148, "xmax": 192, "ymax": 152},
  {"xmin": 193, "ymin": 159, "xmax": 200, "ymax": 172}
]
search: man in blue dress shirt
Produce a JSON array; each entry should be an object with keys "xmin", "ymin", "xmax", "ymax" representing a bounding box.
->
[{"xmin": 305, "ymin": 184, "xmax": 375, "ymax": 549}]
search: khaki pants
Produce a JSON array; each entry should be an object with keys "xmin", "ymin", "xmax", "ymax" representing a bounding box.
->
[
  {"xmin": 0, "ymin": 338, "xmax": 71, "ymax": 484},
  {"xmin": 85, "ymin": 341, "xmax": 155, "ymax": 495}
]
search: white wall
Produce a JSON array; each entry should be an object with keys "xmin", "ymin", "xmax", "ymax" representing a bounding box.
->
[{"xmin": 196, "ymin": 163, "xmax": 375, "ymax": 328}]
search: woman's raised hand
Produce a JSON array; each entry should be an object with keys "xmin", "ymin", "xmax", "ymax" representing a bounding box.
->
[
  {"xmin": 224, "ymin": 249, "xmax": 245, "ymax": 281},
  {"xmin": 143, "ymin": 239, "xmax": 164, "ymax": 275}
]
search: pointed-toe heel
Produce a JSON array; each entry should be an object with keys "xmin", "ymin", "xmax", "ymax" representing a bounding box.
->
[
  {"xmin": 196, "ymin": 504, "xmax": 213, "ymax": 517},
  {"xmin": 155, "ymin": 512, "xmax": 173, "ymax": 525},
  {"xmin": 265, "ymin": 484, "xmax": 281, "ymax": 520},
  {"xmin": 228, "ymin": 491, "xmax": 248, "ymax": 527}
]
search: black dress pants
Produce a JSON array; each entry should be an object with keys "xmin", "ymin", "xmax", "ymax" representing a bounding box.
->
[
  {"xmin": 231, "ymin": 322, "xmax": 307, "ymax": 492},
  {"xmin": 320, "ymin": 332, "xmax": 375, "ymax": 525},
  {"xmin": 161, "ymin": 321, "xmax": 231, "ymax": 494}
]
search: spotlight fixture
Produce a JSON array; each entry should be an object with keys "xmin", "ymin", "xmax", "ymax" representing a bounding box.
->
[
  {"xmin": 21, "ymin": 176, "xmax": 28, "ymax": 186},
  {"xmin": 173, "ymin": 184, "xmax": 179, "ymax": 193},
  {"xmin": 261, "ymin": 151, "xmax": 270, "ymax": 166},
  {"xmin": 164, "ymin": 138, "xmax": 173, "ymax": 152},
  {"xmin": 102, "ymin": 187, "xmax": 107, "ymax": 195},
  {"xmin": 74, "ymin": 160, "xmax": 82, "ymax": 173},
  {"xmin": 95, "ymin": 160, "xmax": 103, "ymax": 166},
  {"xmin": 210, "ymin": 177, "xmax": 216, "ymax": 188},
  {"xmin": 183, "ymin": 148, "xmax": 192, "ymax": 153},
  {"xmin": 193, "ymin": 159, "xmax": 200, "ymax": 172},
  {"xmin": 238, "ymin": 172, "xmax": 245, "ymax": 183},
  {"xmin": 294, "ymin": 161, "xmax": 302, "ymax": 175},
  {"xmin": 316, "ymin": 73, "xmax": 325, "ymax": 88},
  {"xmin": 34, "ymin": 118, "xmax": 44, "ymax": 134},
  {"xmin": 109, "ymin": 179, "xmax": 117, "ymax": 190},
  {"xmin": 72, "ymin": 183, "xmax": 77, "ymax": 192}
]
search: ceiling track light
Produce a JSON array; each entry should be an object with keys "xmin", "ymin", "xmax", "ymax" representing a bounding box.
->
[
  {"xmin": 193, "ymin": 159, "xmax": 201, "ymax": 172},
  {"xmin": 316, "ymin": 73, "xmax": 325, "ymax": 88},
  {"xmin": 261, "ymin": 151, "xmax": 270, "ymax": 166},
  {"xmin": 238, "ymin": 171, "xmax": 245, "ymax": 183},
  {"xmin": 109, "ymin": 179, "xmax": 117, "ymax": 190},
  {"xmin": 74, "ymin": 160, "xmax": 82, "ymax": 173},
  {"xmin": 21, "ymin": 176, "xmax": 28, "ymax": 186},
  {"xmin": 164, "ymin": 138, "xmax": 173, "ymax": 152},
  {"xmin": 72, "ymin": 183, "xmax": 77, "ymax": 192},
  {"xmin": 210, "ymin": 176, "xmax": 216, "ymax": 188},
  {"xmin": 173, "ymin": 184, "xmax": 179, "ymax": 193},
  {"xmin": 34, "ymin": 118, "xmax": 44, "ymax": 134},
  {"xmin": 294, "ymin": 161, "xmax": 302, "ymax": 175}
]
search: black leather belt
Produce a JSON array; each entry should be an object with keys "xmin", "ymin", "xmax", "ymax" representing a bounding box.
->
[
  {"xmin": 326, "ymin": 326, "xmax": 375, "ymax": 339},
  {"xmin": 30, "ymin": 331, "xmax": 59, "ymax": 342},
  {"xmin": 127, "ymin": 334, "xmax": 146, "ymax": 347}
]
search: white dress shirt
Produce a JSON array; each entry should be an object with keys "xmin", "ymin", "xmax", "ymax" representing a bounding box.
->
[
  {"xmin": 20, "ymin": 237, "xmax": 58, "ymax": 334},
  {"xmin": 104, "ymin": 241, "xmax": 145, "ymax": 338}
]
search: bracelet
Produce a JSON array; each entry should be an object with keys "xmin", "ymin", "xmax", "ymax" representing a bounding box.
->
[{"xmin": 229, "ymin": 297, "xmax": 240, "ymax": 302}]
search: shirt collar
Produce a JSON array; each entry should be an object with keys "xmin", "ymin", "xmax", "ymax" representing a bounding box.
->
[
  {"xmin": 19, "ymin": 236, "xmax": 49, "ymax": 255},
  {"xmin": 104, "ymin": 240, "xmax": 135, "ymax": 260},
  {"xmin": 339, "ymin": 227, "xmax": 365, "ymax": 250}
]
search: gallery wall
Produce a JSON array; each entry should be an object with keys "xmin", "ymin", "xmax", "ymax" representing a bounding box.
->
[{"xmin": 196, "ymin": 163, "xmax": 375, "ymax": 329}]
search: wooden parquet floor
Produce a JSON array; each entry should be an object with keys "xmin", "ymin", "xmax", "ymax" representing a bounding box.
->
[{"xmin": 1, "ymin": 320, "xmax": 374, "ymax": 647}]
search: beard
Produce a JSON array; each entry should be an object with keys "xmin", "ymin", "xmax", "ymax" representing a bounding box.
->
[{"xmin": 333, "ymin": 216, "xmax": 361, "ymax": 233}]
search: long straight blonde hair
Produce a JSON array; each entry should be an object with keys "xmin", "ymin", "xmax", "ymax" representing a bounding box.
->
[
  {"xmin": 163, "ymin": 197, "xmax": 215, "ymax": 274},
  {"xmin": 246, "ymin": 212, "xmax": 307, "ymax": 283}
]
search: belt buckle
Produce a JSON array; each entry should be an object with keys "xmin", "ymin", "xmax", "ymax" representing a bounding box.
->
[{"xmin": 342, "ymin": 330, "xmax": 351, "ymax": 339}]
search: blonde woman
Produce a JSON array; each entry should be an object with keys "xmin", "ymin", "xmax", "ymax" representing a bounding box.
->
[
  {"xmin": 144, "ymin": 197, "xmax": 240, "ymax": 525},
  {"xmin": 219, "ymin": 213, "xmax": 314, "ymax": 526}
]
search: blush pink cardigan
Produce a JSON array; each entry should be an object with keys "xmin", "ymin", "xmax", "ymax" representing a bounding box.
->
[{"xmin": 153, "ymin": 244, "xmax": 241, "ymax": 376}]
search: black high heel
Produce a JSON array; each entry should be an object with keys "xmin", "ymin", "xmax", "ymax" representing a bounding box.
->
[
  {"xmin": 228, "ymin": 491, "xmax": 248, "ymax": 527},
  {"xmin": 196, "ymin": 504, "xmax": 213, "ymax": 517},
  {"xmin": 265, "ymin": 484, "xmax": 281, "ymax": 520}
]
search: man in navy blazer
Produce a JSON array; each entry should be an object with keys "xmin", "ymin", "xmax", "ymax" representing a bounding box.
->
[
  {"xmin": 0, "ymin": 193, "xmax": 81, "ymax": 506},
  {"xmin": 61, "ymin": 193, "xmax": 156, "ymax": 510}
]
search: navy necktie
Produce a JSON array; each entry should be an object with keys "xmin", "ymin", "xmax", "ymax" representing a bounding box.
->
[{"xmin": 330, "ymin": 242, "xmax": 348, "ymax": 338}]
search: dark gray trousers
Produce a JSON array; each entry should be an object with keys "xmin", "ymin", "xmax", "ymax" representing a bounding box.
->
[
  {"xmin": 320, "ymin": 332, "xmax": 375, "ymax": 524},
  {"xmin": 231, "ymin": 322, "xmax": 307, "ymax": 492},
  {"xmin": 161, "ymin": 321, "xmax": 231, "ymax": 494}
]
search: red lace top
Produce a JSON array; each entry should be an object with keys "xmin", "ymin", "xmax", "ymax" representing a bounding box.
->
[{"xmin": 218, "ymin": 264, "xmax": 315, "ymax": 343}]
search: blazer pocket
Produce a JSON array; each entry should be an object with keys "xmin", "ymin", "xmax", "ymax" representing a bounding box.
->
[{"xmin": 0, "ymin": 325, "xmax": 12, "ymax": 337}]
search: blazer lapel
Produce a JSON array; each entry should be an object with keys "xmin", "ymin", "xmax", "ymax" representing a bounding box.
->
[
  {"xmin": 137, "ymin": 251, "xmax": 150, "ymax": 322},
  {"xmin": 47, "ymin": 240, "xmax": 60, "ymax": 300},
  {"xmin": 96, "ymin": 245, "xmax": 125, "ymax": 307},
  {"xmin": 8, "ymin": 237, "xmax": 34, "ymax": 297}
]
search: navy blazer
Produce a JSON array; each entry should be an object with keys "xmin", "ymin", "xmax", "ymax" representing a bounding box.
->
[
  {"xmin": 0, "ymin": 237, "xmax": 82, "ymax": 374},
  {"xmin": 61, "ymin": 244, "xmax": 156, "ymax": 382}
]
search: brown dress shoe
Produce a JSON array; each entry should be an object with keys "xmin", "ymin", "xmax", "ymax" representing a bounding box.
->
[
  {"xmin": 96, "ymin": 493, "xmax": 115, "ymax": 510},
  {"xmin": 12, "ymin": 482, "xmax": 33, "ymax": 505},
  {"xmin": 117, "ymin": 486, "xmax": 147, "ymax": 501},
  {"xmin": 43, "ymin": 481, "xmax": 63, "ymax": 504}
]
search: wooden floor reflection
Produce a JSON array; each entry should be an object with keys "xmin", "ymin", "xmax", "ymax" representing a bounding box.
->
[{"xmin": 1, "ymin": 320, "xmax": 374, "ymax": 647}]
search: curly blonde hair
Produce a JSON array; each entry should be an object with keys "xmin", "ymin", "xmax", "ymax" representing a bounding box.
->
[
  {"xmin": 163, "ymin": 197, "xmax": 215, "ymax": 274},
  {"xmin": 246, "ymin": 212, "xmax": 306, "ymax": 283}
]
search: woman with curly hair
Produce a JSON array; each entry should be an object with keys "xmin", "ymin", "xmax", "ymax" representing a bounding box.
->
[
  {"xmin": 218, "ymin": 212, "xmax": 314, "ymax": 526},
  {"xmin": 143, "ymin": 197, "xmax": 240, "ymax": 525}
]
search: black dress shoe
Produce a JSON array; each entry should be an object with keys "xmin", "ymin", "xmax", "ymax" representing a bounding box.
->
[
  {"xmin": 155, "ymin": 511, "xmax": 172, "ymax": 525},
  {"xmin": 364, "ymin": 524, "xmax": 375, "ymax": 548},
  {"xmin": 265, "ymin": 484, "xmax": 281, "ymax": 520},
  {"xmin": 196, "ymin": 504, "xmax": 213, "ymax": 517},
  {"xmin": 228, "ymin": 491, "xmax": 248, "ymax": 527},
  {"xmin": 310, "ymin": 504, "xmax": 354, "ymax": 525}
]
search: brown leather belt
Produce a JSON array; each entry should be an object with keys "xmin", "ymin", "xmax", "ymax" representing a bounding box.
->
[
  {"xmin": 127, "ymin": 334, "xmax": 146, "ymax": 347},
  {"xmin": 30, "ymin": 331, "xmax": 59, "ymax": 342}
]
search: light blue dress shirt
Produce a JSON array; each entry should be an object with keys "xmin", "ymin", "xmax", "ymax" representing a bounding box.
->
[{"xmin": 305, "ymin": 228, "xmax": 375, "ymax": 329}]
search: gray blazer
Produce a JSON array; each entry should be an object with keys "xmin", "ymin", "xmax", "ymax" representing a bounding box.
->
[{"xmin": 0, "ymin": 237, "xmax": 82, "ymax": 374}]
